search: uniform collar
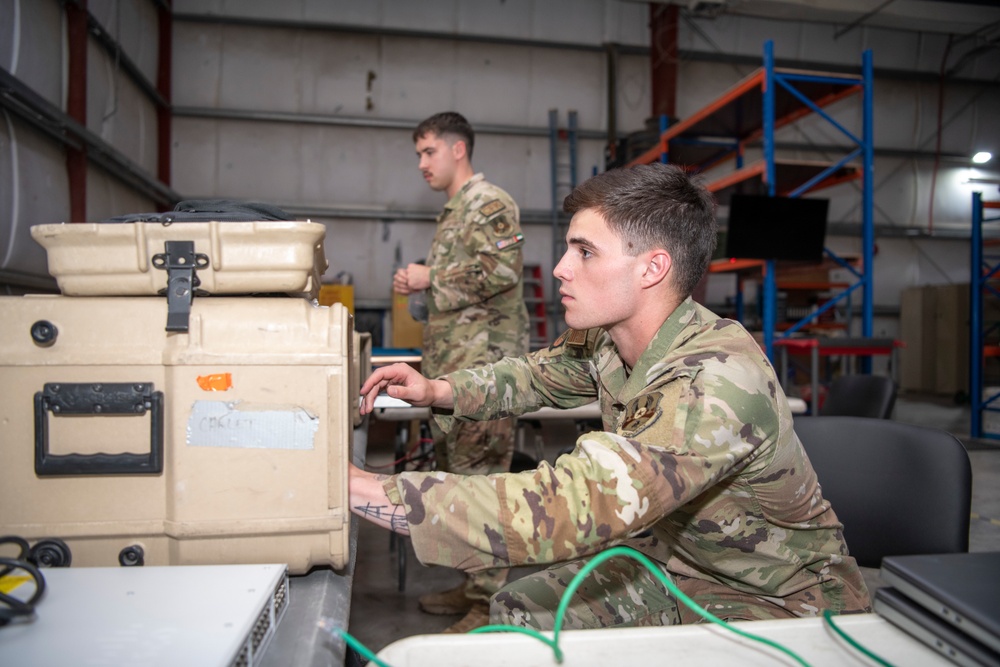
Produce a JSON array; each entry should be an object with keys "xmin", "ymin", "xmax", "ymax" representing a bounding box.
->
[
  {"xmin": 443, "ymin": 173, "xmax": 484, "ymax": 211},
  {"xmin": 598, "ymin": 297, "xmax": 702, "ymax": 401}
]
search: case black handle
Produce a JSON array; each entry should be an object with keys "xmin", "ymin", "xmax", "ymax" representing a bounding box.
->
[{"xmin": 34, "ymin": 383, "xmax": 164, "ymax": 476}]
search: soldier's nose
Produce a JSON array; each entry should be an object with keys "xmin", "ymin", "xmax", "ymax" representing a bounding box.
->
[{"xmin": 553, "ymin": 259, "xmax": 571, "ymax": 281}]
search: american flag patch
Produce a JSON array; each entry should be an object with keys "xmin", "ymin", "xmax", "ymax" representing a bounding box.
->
[{"xmin": 495, "ymin": 233, "xmax": 524, "ymax": 250}]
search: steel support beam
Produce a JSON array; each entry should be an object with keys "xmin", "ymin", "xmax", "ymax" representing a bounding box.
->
[
  {"xmin": 171, "ymin": 106, "xmax": 607, "ymax": 140},
  {"xmin": 65, "ymin": 0, "xmax": 88, "ymax": 222},
  {"xmin": 0, "ymin": 68, "xmax": 180, "ymax": 206},
  {"xmin": 605, "ymin": 43, "xmax": 619, "ymax": 162},
  {"xmin": 157, "ymin": 0, "xmax": 172, "ymax": 185},
  {"xmin": 171, "ymin": 12, "xmax": 643, "ymax": 55},
  {"xmin": 172, "ymin": 106, "xmax": 973, "ymax": 165},
  {"xmin": 170, "ymin": 12, "xmax": 997, "ymax": 88},
  {"xmin": 250, "ymin": 201, "xmax": 995, "ymax": 238},
  {"xmin": 79, "ymin": 2, "xmax": 167, "ymax": 108},
  {"xmin": 650, "ymin": 3, "xmax": 679, "ymax": 121}
]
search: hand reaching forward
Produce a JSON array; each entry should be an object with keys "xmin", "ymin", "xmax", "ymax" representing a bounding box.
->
[{"xmin": 358, "ymin": 363, "xmax": 454, "ymax": 415}]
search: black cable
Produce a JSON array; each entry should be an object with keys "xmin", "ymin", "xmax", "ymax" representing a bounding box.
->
[
  {"xmin": 0, "ymin": 536, "xmax": 30, "ymax": 578},
  {"xmin": 0, "ymin": 537, "xmax": 48, "ymax": 628}
]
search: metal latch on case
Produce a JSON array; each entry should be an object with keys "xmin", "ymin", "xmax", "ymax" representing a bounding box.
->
[{"xmin": 152, "ymin": 239, "xmax": 209, "ymax": 333}]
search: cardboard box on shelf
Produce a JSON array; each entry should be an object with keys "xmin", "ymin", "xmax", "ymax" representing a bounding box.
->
[
  {"xmin": 392, "ymin": 293, "xmax": 424, "ymax": 349},
  {"xmin": 899, "ymin": 286, "xmax": 937, "ymax": 393},
  {"xmin": 899, "ymin": 283, "xmax": 987, "ymax": 396},
  {"xmin": 319, "ymin": 283, "xmax": 355, "ymax": 314},
  {"xmin": 934, "ymin": 283, "xmax": 969, "ymax": 397}
]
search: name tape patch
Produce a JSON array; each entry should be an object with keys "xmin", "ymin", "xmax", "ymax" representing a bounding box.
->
[{"xmin": 479, "ymin": 199, "xmax": 506, "ymax": 217}]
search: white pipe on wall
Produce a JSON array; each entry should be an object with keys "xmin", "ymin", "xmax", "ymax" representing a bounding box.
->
[
  {"xmin": 9, "ymin": 0, "xmax": 20, "ymax": 74},
  {"xmin": 3, "ymin": 0, "xmax": 21, "ymax": 269},
  {"xmin": 3, "ymin": 110, "xmax": 21, "ymax": 269}
]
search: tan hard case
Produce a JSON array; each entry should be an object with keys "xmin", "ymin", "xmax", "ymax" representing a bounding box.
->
[
  {"xmin": 30, "ymin": 221, "xmax": 328, "ymax": 298},
  {"xmin": 350, "ymin": 331, "xmax": 373, "ymax": 427},
  {"xmin": 0, "ymin": 295, "xmax": 353, "ymax": 573}
]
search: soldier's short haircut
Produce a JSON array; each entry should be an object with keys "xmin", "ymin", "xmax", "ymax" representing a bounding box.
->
[
  {"xmin": 563, "ymin": 163, "xmax": 717, "ymax": 298},
  {"xmin": 413, "ymin": 112, "xmax": 475, "ymax": 161}
]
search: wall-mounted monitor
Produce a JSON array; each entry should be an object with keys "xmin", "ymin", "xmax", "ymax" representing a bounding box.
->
[{"xmin": 724, "ymin": 194, "xmax": 829, "ymax": 262}]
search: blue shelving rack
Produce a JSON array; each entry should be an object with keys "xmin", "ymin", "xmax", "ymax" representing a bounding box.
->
[
  {"xmin": 971, "ymin": 191, "xmax": 1000, "ymax": 439},
  {"xmin": 630, "ymin": 40, "xmax": 875, "ymax": 364},
  {"xmin": 760, "ymin": 42, "xmax": 875, "ymax": 363}
]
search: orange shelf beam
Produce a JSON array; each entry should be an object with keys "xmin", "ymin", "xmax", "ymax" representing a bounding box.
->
[
  {"xmin": 710, "ymin": 258, "xmax": 766, "ymax": 273},
  {"xmin": 776, "ymin": 282, "xmax": 850, "ymax": 290},
  {"xmin": 627, "ymin": 69, "xmax": 862, "ymax": 169}
]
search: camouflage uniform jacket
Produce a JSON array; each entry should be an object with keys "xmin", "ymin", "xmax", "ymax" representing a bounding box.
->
[
  {"xmin": 422, "ymin": 173, "xmax": 529, "ymax": 378},
  {"xmin": 385, "ymin": 298, "xmax": 871, "ymax": 618}
]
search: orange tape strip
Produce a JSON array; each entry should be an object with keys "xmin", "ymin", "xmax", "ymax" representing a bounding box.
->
[{"xmin": 196, "ymin": 373, "xmax": 233, "ymax": 391}]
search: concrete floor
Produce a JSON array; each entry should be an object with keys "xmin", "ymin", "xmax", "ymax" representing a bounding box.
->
[{"xmin": 347, "ymin": 392, "xmax": 1000, "ymax": 656}]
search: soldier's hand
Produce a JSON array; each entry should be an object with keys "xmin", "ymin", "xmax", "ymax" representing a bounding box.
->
[
  {"xmin": 405, "ymin": 263, "xmax": 431, "ymax": 291},
  {"xmin": 359, "ymin": 364, "xmax": 454, "ymax": 414},
  {"xmin": 393, "ymin": 268, "xmax": 412, "ymax": 295}
]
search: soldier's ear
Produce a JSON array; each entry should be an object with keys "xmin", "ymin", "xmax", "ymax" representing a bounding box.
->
[
  {"xmin": 451, "ymin": 139, "xmax": 468, "ymax": 162},
  {"xmin": 640, "ymin": 249, "xmax": 672, "ymax": 289}
]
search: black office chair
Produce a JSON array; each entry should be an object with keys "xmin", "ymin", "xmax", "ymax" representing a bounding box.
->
[
  {"xmin": 819, "ymin": 374, "xmax": 897, "ymax": 419},
  {"xmin": 794, "ymin": 416, "xmax": 971, "ymax": 569}
]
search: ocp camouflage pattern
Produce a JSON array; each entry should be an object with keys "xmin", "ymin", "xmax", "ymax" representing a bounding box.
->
[
  {"xmin": 419, "ymin": 171, "xmax": 529, "ymax": 476},
  {"xmin": 421, "ymin": 172, "xmax": 529, "ymax": 380},
  {"xmin": 419, "ymin": 172, "xmax": 530, "ymax": 600},
  {"xmin": 384, "ymin": 298, "xmax": 872, "ymax": 624}
]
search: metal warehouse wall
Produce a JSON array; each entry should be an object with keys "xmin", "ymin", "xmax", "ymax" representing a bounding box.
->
[
  {"xmin": 167, "ymin": 0, "xmax": 651, "ymax": 307},
  {"xmin": 1, "ymin": 0, "xmax": 998, "ymax": 333}
]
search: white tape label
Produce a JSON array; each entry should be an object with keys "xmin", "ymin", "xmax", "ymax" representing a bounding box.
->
[{"xmin": 187, "ymin": 401, "xmax": 318, "ymax": 450}]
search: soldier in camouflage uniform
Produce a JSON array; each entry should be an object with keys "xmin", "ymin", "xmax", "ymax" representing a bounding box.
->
[
  {"xmin": 359, "ymin": 163, "xmax": 872, "ymax": 631},
  {"xmin": 392, "ymin": 112, "xmax": 529, "ymax": 632}
]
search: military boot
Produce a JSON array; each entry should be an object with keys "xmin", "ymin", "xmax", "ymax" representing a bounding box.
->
[
  {"xmin": 441, "ymin": 602, "xmax": 490, "ymax": 633},
  {"xmin": 418, "ymin": 583, "xmax": 473, "ymax": 615}
]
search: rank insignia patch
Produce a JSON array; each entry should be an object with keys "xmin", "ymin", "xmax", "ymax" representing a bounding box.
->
[{"xmin": 565, "ymin": 329, "xmax": 589, "ymax": 347}]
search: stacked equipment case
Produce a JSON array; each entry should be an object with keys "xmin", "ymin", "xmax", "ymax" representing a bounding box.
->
[{"xmin": 0, "ymin": 219, "xmax": 355, "ymax": 573}]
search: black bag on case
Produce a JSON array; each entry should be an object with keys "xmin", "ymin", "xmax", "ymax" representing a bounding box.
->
[{"xmin": 104, "ymin": 199, "xmax": 295, "ymax": 223}]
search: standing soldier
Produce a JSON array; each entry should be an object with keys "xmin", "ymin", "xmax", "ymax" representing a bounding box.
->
[{"xmin": 392, "ymin": 112, "xmax": 529, "ymax": 633}]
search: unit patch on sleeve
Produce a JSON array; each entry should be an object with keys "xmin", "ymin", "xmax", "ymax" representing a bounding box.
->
[
  {"xmin": 495, "ymin": 232, "xmax": 524, "ymax": 250},
  {"xmin": 619, "ymin": 393, "xmax": 663, "ymax": 437},
  {"xmin": 491, "ymin": 216, "xmax": 512, "ymax": 235}
]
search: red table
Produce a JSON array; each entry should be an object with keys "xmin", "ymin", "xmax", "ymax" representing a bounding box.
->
[{"xmin": 774, "ymin": 337, "xmax": 901, "ymax": 415}]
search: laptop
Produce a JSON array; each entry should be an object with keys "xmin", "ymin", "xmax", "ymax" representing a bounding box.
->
[
  {"xmin": 875, "ymin": 552, "xmax": 1000, "ymax": 666},
  {"xmin": 875, "ymin": 587, "xmax": 1000, "ymax": 667}
]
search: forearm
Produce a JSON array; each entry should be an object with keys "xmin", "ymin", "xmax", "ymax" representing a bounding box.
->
[
  {"xmin": 348, "ymin": 465, "xmax": 410, "ymax": 535},
  {"xmin": 448, "ymin": 355, "xmax": 597, "ymax": 421},
  {"xmin": 430, "ymin": 377, "xmax": 455, "ymax": 410},
  {"xmin": 429, "ymin": 254, "xmax": 522, "ymax": 314},
  {"xmin": 395, "ymin": 433, "xmax": 660, "ymax": 572}
]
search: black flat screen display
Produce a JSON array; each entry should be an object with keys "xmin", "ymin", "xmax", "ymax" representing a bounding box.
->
[{"xmin": 724, "ymin": 194, "xmax": 829, "ymax": 261}]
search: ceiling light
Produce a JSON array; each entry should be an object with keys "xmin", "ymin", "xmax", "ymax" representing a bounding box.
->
[{"xmin": 973, "ymin": 151, "xmax": 992, "ymax": 164}]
